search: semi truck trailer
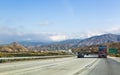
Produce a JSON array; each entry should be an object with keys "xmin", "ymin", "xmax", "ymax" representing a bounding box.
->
[{"xmin": 98, "ymin": 46, "xmax": 107, "ymax": 58}]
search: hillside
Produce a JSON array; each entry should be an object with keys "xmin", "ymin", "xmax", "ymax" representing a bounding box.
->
[
  {"xmin": 19, "ymin": 41, "xmax": 53, "ymax": 46},
  {"xmin": 23, "ymin": 34, "xmax": 120, "ymax": 51},
  {"xmin": 0, "ymin": 34, "xmax": 120, "ymax": 57},
  {"xmin": 77, "ymin": 34, "xmax": 120, "ymax": 46},
  {"xmin": 25, "ymin": 39, "xmax": 81, "ymax": 51},
  {"xmin": 4, "ymin": 33, "xmax": 119, "ymax": 52},
  {"xmin": 0, "ymin": 42, "xmax": 28, "ymax": 52}
]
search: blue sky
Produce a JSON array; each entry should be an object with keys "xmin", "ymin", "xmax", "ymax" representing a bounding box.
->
[{"xmin": 0, "ymin": 0, "xmax": 120, "ymax": 43}]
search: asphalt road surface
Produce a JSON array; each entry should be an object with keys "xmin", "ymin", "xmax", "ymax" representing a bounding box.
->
[{"xmin": 0, "ymin": 56, "xmax": 120, "ymax": 75}]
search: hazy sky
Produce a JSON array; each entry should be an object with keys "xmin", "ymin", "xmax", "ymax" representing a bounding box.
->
[{"xmin": 0, "ymin": 0, "xmax": 120, "ymax": 43}]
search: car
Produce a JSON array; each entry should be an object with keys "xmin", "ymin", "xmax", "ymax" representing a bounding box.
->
[{"xmin": 77, "ymin": 52, "xmax": 84, "ymax": 58}]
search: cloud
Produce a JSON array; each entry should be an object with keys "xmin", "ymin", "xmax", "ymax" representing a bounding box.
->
[
  {"xmin": 49, "ymin": 34, "xmax": 67, "ymax": 41},
  {"xmin": 0, "ymin": 26, "xmax": 67, "ymax": 43},
  {"xmin": 0, "ymin": 32, "xmax": 51, "ymax": 44},
  {"xmin": 102, "ymin": 25, "xmax": 120, "ymax": 34},
  {"xmin": 1, "ymin": 25, "xmax": 120, "ymax": 44},
  {"xmin": 79, "ymin": 26, "xmax": 120, "ymax": 38},
  {"xmin": 0, "ymin": 26, "xmax": 14, "ymax": 34},
  {"xmin": 39, "ymin": 20, "xmax": 51, "ymax": 26},
  {"xmin": 79, "ymin": 25, "xmax": 120, "ymax": 38},
  {"xmin": 67, "ymin": 31, "xmax": 103, "ymax": 39}
]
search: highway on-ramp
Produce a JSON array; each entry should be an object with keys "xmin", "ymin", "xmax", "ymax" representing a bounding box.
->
[{"xmin": 0, "ymin": 56, "xmax": 120, "ymax": 75}]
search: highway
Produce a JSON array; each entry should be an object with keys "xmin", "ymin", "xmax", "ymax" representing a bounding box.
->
[{"xmin": 0, "ymin": 56, "xmax": 120, "ymax": 75}]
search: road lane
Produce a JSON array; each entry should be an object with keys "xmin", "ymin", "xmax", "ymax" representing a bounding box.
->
[
  {"xmin": 0, "ymin": 57, "xmax": 98, "ymax": 75},
  {"xmin": 0, "ymin": 57, "xmax": 75, "ymax": 73},
  {"xmin": 1, "ymin": 56, "xmax": 120, "ymax": 75},
  {"xmin": 80, "ymin": 57, "xmax": 120, "ymax": 75}
]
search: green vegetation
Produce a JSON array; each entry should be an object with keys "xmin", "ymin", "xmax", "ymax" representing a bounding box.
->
[
  {"xmin": 0, "ymin": 42, "xmax": 72, "ymax": 57},
  {"xmin": 0, "ymin": 52, "xmax": 69, "ymax": 57},
  {"xmin": 1, "ymin": 41, "xmax": 120, "ymax": 58}
]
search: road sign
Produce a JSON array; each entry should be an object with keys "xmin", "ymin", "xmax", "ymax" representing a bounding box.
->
[{"xmin": 109, "ymin": 48, "xmax": 118, "ymax": 54}]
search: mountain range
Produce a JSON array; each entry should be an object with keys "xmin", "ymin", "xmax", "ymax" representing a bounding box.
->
[
  {"xmin": 77, "ymin": 34, "xmax": 120, "ymax": 46},
  {"xmin": 19, "ymin": 34, "xmax": 120, "ymax": 50}
]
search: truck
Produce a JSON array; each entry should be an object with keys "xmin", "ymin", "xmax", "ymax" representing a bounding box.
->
[{"xmin": 98, "ymin": 46, "xmax": 107, "ymax": 58}]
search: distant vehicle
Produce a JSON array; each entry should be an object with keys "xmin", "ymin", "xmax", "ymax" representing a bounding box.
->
[
  {"xmin": 77, "ymin": 52, "xmax": 84, "ymax": 58},
  {"xmin": 85, "ymin": 53, "xmax": 89, "ymax": 55},
  {"xmin": 98, "ymin": 46, "xmax": 107, "ymax": 58}
]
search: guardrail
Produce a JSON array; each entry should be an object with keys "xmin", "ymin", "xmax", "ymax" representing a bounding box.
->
[{"xmin": 0, "ymin": 55, "xmax": 73, "ymax": 63}]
